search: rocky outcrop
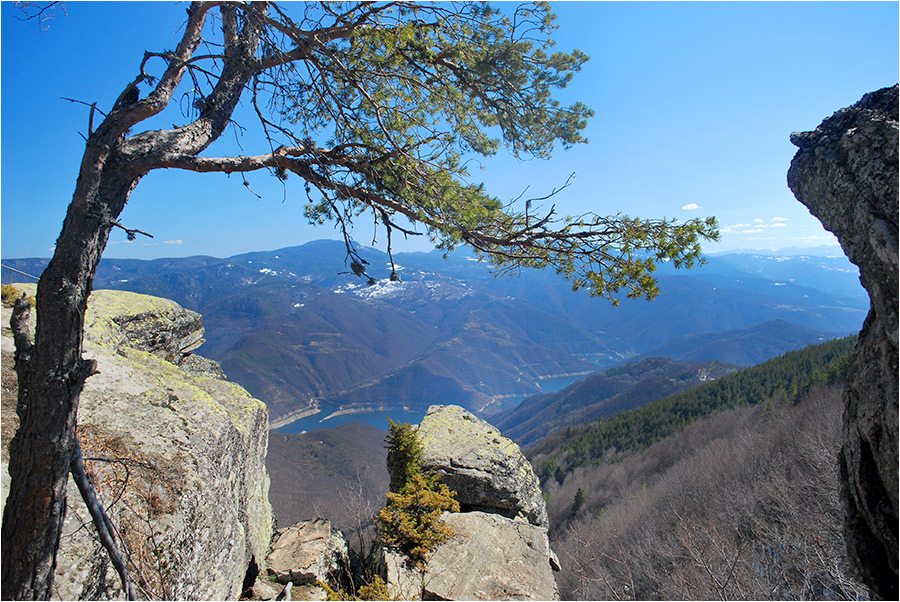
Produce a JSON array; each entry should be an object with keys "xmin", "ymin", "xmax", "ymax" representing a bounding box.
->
[
  {"xmin": 384, "ymin": 404, "xmax": 559, "ymax": 600},
  {"xmin": 266, "ymin": 519, "xmax": 349, "ymax": 586},
  {"xmin": 415, "ymin": 404, "xmax": 548, "ymax": 529},
  {"xmin": 425, "ymin": 511, "xmax": 558, "ymax": 600},
  {"xmin": 787, "ymin": 85, "xmax": 898, "ymax": 599},
  {"xmin": 2, "ymin": 286, "xmax": 274, "ymax": 600}
]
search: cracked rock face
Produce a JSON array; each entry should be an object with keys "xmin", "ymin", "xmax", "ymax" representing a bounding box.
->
[
  {"xmin": 2, "ymin": 286, "xmax": 274, "ymax": 601},
  {"xmin": 788, "ymin": 85, "xmax": 898, "ymax": 599},
  {"xmin": 84, "ymin": 289, "xmax": 207, "ymax": 363},
  {"xmin": 266, "ymin": 519, "xmax": 349, "ymax": 587},
  {"xmin": 382, "ymin": 511, "xmax": 559, "ymax": 601}
]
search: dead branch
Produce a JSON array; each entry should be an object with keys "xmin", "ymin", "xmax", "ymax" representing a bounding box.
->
[{"xmin": 70, "ymin": 436, "xmax": 138, "ymax": 601}]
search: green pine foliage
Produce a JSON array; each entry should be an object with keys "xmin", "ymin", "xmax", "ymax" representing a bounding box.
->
[
  {"xmin": 377, "ymin": 472, "xmax": 460, "ymax": 569},
  {"xmin": 384, "ymin": 419, "xmax": 424, "ymax": 492},
  {"xmin": 377, "ymin": 420, "xmax": 460, "ymax": 570},
  {"xmin": 536, "ymin": 335, "xmax": 857, "ymax": 480},
  {"xmin": 271, "ymin": 2, "xmax": 718, "ymax": 302},
  {"xmin": 321, "ymin": 575, "xmax": 399, "ymax": 601},
  {"xmin": 571, "ymin": 487, "xmax": 586, "ymax": 516}
]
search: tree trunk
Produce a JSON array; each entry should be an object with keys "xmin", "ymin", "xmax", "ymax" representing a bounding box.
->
[
  {"xmin": 1, "ymin": 162, "xmax": 139, "ymax": 599},
  {"xmin": 1, "ymin": 5, "xmax": 270, "ymax": 597}
]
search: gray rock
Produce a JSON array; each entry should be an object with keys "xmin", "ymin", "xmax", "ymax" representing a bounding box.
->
[
  {"xmin": 377, "ymin": 547, "xmax": 422, "ymax": 600},
  {"xmin": 413, "ymin": 404, "xmax": 548, "ymax": 529},
  {"xmin": 3, "ymin": 287, "xmax": 274, "ymax": 601},
  {"xmin": 82, "ymin": 289, "xmax": 207, "ymax": 363},
  {"xmin": 251, "ymin": 577, "xmax": 284, "ymax": 601},
  {"xmin": 178, "ymin": 352, "xmax": 229, "ymax": 380},
  {"xmin": 788, "ymin": 85, "xmax": 898, "ymax": 599},
  {"xmin": 266, "ymin": 519, "xmax": 349, "ymax": 587},
  {"xmin": 381, "ymin": 512, "xmax": 559, "ymax": 601},
  {"xmin": 381, "ymin": 405, "xmax": 558, "ymax": 600},
  {"xmin": 426, "ymin": 512, "xmax": 560, "ymax": 601},
  {"xmin": 290, "ymin": 584, "xmax": 328, "ymax": 601}
]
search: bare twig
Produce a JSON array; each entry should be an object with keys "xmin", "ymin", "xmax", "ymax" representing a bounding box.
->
[{"xmin": 110, "ymin": 220, "xmax": 154, "ymax": 241}]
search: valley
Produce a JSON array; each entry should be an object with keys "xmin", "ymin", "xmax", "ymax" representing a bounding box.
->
[
  {"xmin": 1, "ymin": 246, "xmax": 873, "ymax": 599},
  {"xmin": 2, "ymin": 241, "xmax": 867, "ymax": 431}
]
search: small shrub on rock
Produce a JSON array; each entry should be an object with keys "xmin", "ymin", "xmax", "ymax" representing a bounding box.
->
[
  {"xmin": 377, "ymin": 472, "xmax": 459, "ymax": 569},
  {"xmin": 378, "ymin": 420, "xmax": 460, "ymax": 570}
]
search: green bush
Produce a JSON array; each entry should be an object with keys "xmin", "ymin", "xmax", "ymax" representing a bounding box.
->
[
  {"xmin": 320, "ymin": 575, "xmax": 399, "ymax": 601},
  {"xmin": 384, "ymin": 419, "xmax": 423, "ymax": 492},
  {"xmin": 377, "ymin": 472, "xmax": 460, "ymax": 569}
]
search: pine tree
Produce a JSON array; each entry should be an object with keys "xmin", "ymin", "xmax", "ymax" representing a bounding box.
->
[{"xmin": 378, "ymin": 420, "xmax": 460, "ymax": 570}]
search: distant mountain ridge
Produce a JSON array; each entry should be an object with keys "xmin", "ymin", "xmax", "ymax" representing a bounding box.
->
[
  {"xmin": 2, "ymin": 241, "xmax": 868, "ymax": 425},
  {"xmin": 493, "ymin": 357, "xmax": 737, "ymax": 447},
  {"xmin": 633, "ymin": 319, "xmax": 830, "ymax": 367}
]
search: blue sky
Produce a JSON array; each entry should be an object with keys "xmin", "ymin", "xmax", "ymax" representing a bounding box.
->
[{"xmin": 2, "ymin": 1, "xmax": 897, "ymax": 261}]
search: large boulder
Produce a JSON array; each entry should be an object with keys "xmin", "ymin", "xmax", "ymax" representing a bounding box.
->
[
  {"xmin": 83, "ymin": 288, "xmax": 206, "ymax": 362},
  {"xmin": 266, "ymin": 519, "xmax": 349, "ymax": 586},
  {"xmin": 413, "ymin": 404, "xmax": 548, "ymax": 529},
  {"xmin": 424, "ymin": 511, "xmax": 559, "ymax": 601},
  {"xmin": 379, "ymin": 512, "xmax": 559, "ymax": 601},
  {"xmin": 787, "ymin": 85, "xmax": 898, "ymax": 599},
  {"xmin": 382, "ymin": 404, "xmax": 558, "ymax": 600},
  {"xmin": 2, "ymin": 286, "xmax": 274, "ymax": 600}
]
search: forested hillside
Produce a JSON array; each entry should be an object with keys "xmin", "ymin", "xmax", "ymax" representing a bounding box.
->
[
  {"xmin": 493, "ymin": 357, "xmax": 737, "ymax": 446},
  {"xmin": 529, "ymin": 335, "xmax": 856, "ymax": 483},
  {"xmin": 529, "ymin": 336, "xmax": 864, "ymax": 599},
  {"xmin": 547, "ymin": 382, "xmax": 865, "ymax": 600}
]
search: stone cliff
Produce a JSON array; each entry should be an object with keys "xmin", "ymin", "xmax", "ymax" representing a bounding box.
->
[
  {"xmin": 787, "ymin": 84, "xmax": 898, "ymax": 599},
  {"xmin": 384, "ymin": 404, "xmax": 559, "ymax": 600},
  {"xmin": 2, "ymin": 286, "xmax": 273, "ymax": 600}
]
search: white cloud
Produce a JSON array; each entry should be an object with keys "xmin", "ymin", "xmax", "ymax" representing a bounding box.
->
[
  {"xmin": 163, "ymin": 239, "xmax": 184, "ymax": 245},
  {"xmin": 794, "ymin": 235, "xmax": 840, "ymax": 245},
  {"xmin": 771, "ymin": 217, "xmax": 789, "ymax": 222},
  {"xmin": 753, "ymin": 218, "xmax": 765, "ymax": 223},
  {"xmin": 681, "ymin": 203, "xmax": 700, "ymax": 211},
  {"xmin": 729, "ymin": 223, "xmax": 751, "ymax": 229},
  {"xmin": 770, "ymin": 223, "xmax": 788, "ymax": 228},
  {"xmin": 743, "ymin": 228, "xmax": 765, "ymax": 233}
]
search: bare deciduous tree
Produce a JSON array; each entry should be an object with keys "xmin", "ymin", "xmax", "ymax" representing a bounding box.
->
[{"xmin": 555, "ymin": 385, "xmax": 866, "ymax": 601}]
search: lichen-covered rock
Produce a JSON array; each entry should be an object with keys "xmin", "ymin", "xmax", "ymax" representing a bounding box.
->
[
  {"xmin": 377, "ymin": 513, "xmax": 560, "ymax": 601},
  {"xmin": 84, "ymin": 288, "xmax": 206, "ymax": 363},
  {"xmin": 788, "ymin": 85, "xmax": 898, "ymax": 599},
  {"xmin": 266, "ymin": 519, "xmax": 349, "ymax": 587},
  {"xmin": 412, "ymin": 404, "xmax": 548, "ymax": 529},
  {"xmin": 3, "ymin": 286, "xmax": 273, "ymax": 600}
]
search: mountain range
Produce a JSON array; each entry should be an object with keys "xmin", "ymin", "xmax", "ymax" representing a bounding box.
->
[{"xmin": 2, "ymin": 241, "xmax": 867, "ymax": 427}]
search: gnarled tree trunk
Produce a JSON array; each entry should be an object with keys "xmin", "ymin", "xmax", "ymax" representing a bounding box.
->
[
  {"xmin": 0, "ymin": 3, "xmax": 266, "ymax": 597},
  {"xmin": 1, "ymin": 173, "xmax": 137, "ymax": 599}
]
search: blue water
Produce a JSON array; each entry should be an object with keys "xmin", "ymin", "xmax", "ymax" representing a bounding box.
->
[
  {"xmin": 274, "ymin": 374, "xmax": 591, "ymax": 434},
  {"xmin": 275, "ymin": 406, "xmax": 428, "ymax": 434},
  {"xmin": 540, "ymin": 373, "xmax": 588, "ymax": 393}
]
